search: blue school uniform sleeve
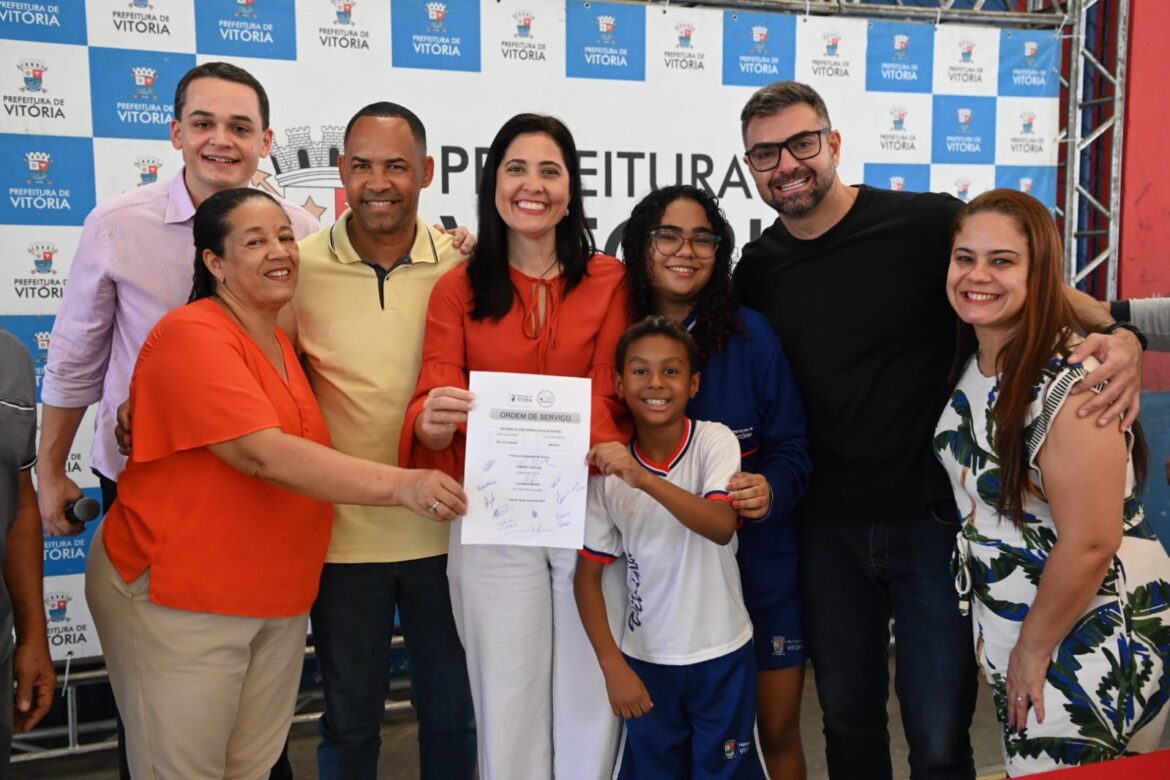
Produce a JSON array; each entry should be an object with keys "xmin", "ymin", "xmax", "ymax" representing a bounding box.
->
[{"xmin": 745, "ymin": 308, "xmax": 811, "ymax": 523}]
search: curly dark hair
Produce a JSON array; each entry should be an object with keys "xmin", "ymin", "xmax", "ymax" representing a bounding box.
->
[
  {"xmin": 621, "ymin": 185, "xmax": 742, "ymax": 357},
  {"xmin": 469, "ymin": 113, "xmax": 596, "ymax": 321}
]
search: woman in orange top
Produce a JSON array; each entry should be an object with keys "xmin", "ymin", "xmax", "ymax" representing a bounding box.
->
[
  {"xmin": 400, "ymin": 114, "xmax": 630, "ymax": 779},
  {"xmin": 86, "ymin": 188, "xmax": 466, "ymax": 779}
]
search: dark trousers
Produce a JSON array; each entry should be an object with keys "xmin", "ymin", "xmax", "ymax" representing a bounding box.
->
[
  {"xmin": 97, "ymin": 473, "xmax": 294, "ymax": 780},
  {"xmin": 311, "ymin": 557, "xmax": 476, "ymax": 780},
  {"xmin": 798, "ymin": 502, "xmax": 978, "ymax": 780}
]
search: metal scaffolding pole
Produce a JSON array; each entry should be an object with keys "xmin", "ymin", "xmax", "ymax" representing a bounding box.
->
[{"xmin": 1061, "ymin": 0, "xmax": 1129, "ymax": 296}]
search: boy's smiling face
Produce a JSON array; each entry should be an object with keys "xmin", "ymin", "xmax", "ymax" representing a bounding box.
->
[{"xmin": 615, "ymin": 334, "xmax": 699, "ymax": 427}]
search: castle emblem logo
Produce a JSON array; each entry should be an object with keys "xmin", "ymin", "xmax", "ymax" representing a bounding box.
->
[
  {"xmin": 235, "ymin": 0, "xmax": 259, "ymax": 19},
  {"xmin": 1023, "ymin": 40, "xmax": 1039, "ymax": 66},
  {"xmin": 890, "ymin": 107, "xmax": 908, "ymax": 132},
  {"xmin": 596, "ymin": 15, "xmax": 616, "ymax": 45},
  {"xmin": 750, "ymin": 25, "xmax": 768, "ymax": 54},
  {"xmin": 823, "ymin": 32, "xmax": 841, "ymax": 57},
  {"xmin": 892, "ymin": 33, "xmax": 910, "ymax": 60},
  {"xmin": 28, "ymin": 242, "xmax": 58, "ymax": 274},
  {"xmin": 332, "ymin": 0, "xmax": 355, "ymax": 25},
  {"xmin": 18, "ymin": 59, "xmax": 47, "ymax": 93},
  {"xmin": 956, "ymin": 179, "xmax": 972, "ymax": 202},
  {"xmin": 260, "ymin": 125, "xmax": 345, "ymax": 223},
  {"xmin": 135, "ymin": 156, "xmax": 162, "ymax": 185},
  {"xmin": 889, "ymin": 176, "xmax": 906, "ymax": 192},
  {"xmin": 957, "ymin": 107, "xmax": 973, "ymax": 133},
  {"xmin": 45, "ymin": 592, "xmax": 72, "ymax": 623},
  {"xmin": 25, "ymin": 151, "xmax": 52, "ymax": 184},
  {"xmin": 959, "ymin": 40, "xmax": 975, "ymax": 63},
  {"xmin": 132, "ymin": 67, "xmax": 158, "ymax": 100},
  {"xmin": 514, "ymin": 10, "xmax": 534, "ymax": 38},
  {"xmin": 426, "ymin": 2, "xmax": 447, "ymax": 33}
]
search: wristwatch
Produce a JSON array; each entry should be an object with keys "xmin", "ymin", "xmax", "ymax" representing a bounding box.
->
[{"xmin": 1103, "ymin": 320, "xmax": 1149, "ymax": 351}]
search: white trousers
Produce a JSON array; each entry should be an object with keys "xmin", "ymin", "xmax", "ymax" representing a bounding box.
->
[
  {"xmin": 86, "ymin": 526, "xmax": 307, "ymax": 780},
  {"xmin": 447, "ymin": 518, "xmax": 627, "ymax": 780}
]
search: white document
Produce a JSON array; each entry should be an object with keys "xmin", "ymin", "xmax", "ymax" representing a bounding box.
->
[{"xmin": 462, "ymin": 371, "xmax": 592, "ymax": 548}]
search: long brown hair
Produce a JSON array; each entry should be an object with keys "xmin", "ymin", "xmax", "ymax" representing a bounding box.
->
[{"xmin": 950, "ymin": 189, "xmax": 1146, "ymax": 526}]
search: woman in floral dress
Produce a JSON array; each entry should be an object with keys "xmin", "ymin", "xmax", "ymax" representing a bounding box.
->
[{"xmin": 933, "ymin": 189, "xmax": 1170, "ymax": 776}]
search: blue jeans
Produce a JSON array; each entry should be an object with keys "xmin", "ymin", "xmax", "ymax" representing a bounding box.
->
[
  {"xmin": 311, "ymin": 556, "xmax": 476, "ymax": 780},
  {"xmin": 798, "ymin": 503, "xmax": 977, "ymax": 780}
]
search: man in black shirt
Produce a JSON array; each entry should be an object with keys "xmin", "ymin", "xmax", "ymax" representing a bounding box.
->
[{"xmin": 734, "ymin": 82, "xmax": 1143, "ymax": 780}]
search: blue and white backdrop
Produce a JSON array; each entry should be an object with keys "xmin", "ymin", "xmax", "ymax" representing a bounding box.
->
[{"xmin": 1, "ymin": 0, "xmax": 1060, "ymax": 661}]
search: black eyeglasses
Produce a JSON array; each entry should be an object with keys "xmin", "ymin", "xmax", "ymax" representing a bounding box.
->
[
  {"xmin": 744, "ymin": 128, "xmax": 831, "ymax": 172},
  {"xmin": 649, "ymin": 228, "xmax": 721, "ymax": 259}
]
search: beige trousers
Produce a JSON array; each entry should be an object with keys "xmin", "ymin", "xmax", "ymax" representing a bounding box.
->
[{"xmin": 86, "ymin": 526, "xmax": 308, "ymax": 780}]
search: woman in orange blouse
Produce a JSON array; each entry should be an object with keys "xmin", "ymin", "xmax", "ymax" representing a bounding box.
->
[
  {"xmin": 86, "ymin": 188, "xmax": 466, "ymax": 779},
  {"xmin": 400, "ymin": 114, "xmax": 630, "ymax": 779}
]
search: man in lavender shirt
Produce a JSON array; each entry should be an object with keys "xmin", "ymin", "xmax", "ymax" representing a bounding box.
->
[
  {"xmin": 36, "ymin": 62, "xmax": 317, "ymax": 779},
  {"xmin": 37, "ymin": 61, "xmax": 319, "ymax": 537}
]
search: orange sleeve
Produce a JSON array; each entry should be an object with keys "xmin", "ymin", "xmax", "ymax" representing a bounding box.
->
[
  {"xmin": 129, "ymin": 308, "xmax": 281, "ymax": 464},
  {"xmin": 399, "ymin": 269, "xmax": 470, "ymax": 479},
  {"xmin": 586, "ymin": 258, "xmax": 632, "ymax": 447}
]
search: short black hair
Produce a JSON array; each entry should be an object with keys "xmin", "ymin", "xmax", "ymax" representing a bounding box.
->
[
  {"xmin": 174, "ymin": 62, "xmax": 270, "ymax": 129},
  {"xmin": 343, "ymin": 102, "xmax": 427, "ymax": 151},
  {"xmin": 616, "ymin": 316, "xmax": 701, "ymax": 376}
]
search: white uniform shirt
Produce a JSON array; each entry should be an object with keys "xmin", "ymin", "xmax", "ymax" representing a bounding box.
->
[{"xmin": 583, "ymin": 419, "xmax": 753, "ymax": 665}]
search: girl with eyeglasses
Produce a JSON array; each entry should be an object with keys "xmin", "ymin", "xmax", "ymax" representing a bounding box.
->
[{"xmin": 622, "ymin": 185, "xmax": 812, "ymax": 779}]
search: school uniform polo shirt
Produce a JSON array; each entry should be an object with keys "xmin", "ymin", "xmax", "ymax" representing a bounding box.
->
[{"xmin": 582, "ymin": 419, "xmax": 753, "ymax": 665}]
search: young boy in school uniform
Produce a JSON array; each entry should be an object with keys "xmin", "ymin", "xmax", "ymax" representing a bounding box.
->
[{"xmin": 574, "ymin": 316, "xmax": 766, "ymax": 779}]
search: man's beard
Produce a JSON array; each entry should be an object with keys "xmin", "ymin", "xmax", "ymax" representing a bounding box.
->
[{"xmin": 764, "ymin": 163, "xmax": 836, "ymax": 218}]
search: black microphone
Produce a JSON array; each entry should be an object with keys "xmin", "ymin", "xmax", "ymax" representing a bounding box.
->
[{"xmin": 64, "ymin": 497, "xmax": 101, "ymax": 525}]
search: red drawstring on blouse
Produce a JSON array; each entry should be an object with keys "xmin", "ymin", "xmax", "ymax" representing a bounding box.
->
[{"xmin": 518, "ymin": 275, "xmax": 562, "ymax": 374}]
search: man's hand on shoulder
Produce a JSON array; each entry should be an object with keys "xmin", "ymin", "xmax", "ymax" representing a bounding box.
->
[
  {"xmin": 434, "ymin": 224, "xmax": 476, "ymax": 255},
  {"xmin": 1067, "ymin": 329, "xmax": 1143, "ymax": 429}
]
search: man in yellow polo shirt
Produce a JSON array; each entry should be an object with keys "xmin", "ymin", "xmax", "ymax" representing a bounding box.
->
[{"xmin": 288, "ymin": 103, "xmax": 475, "ymax": 779}]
